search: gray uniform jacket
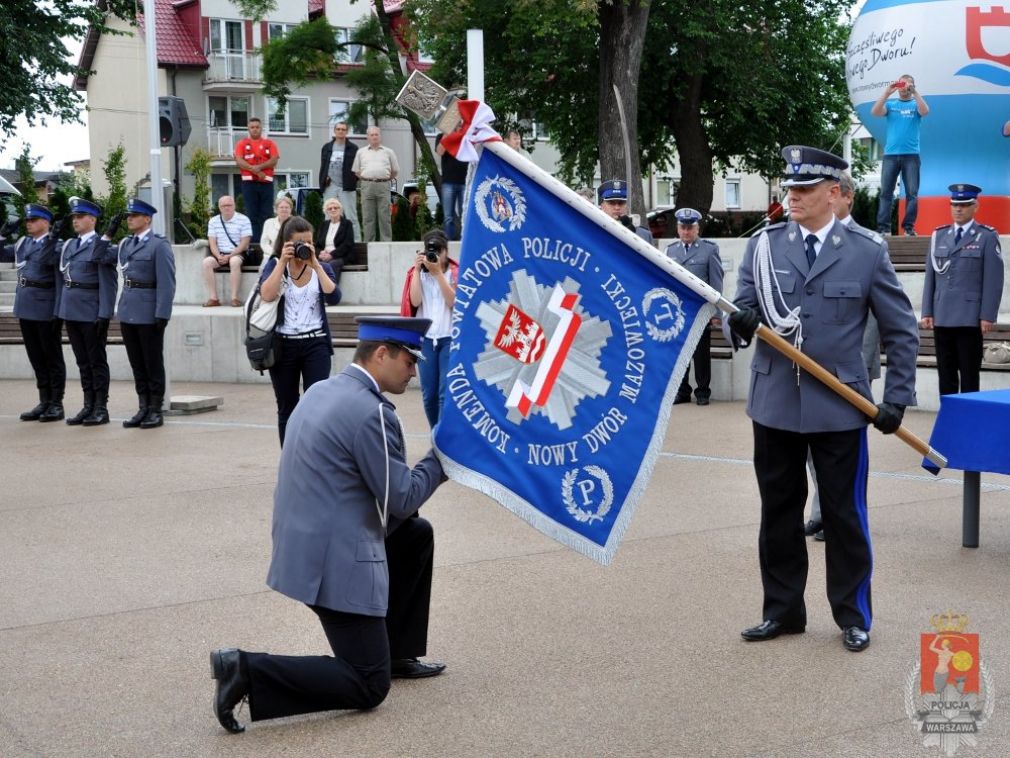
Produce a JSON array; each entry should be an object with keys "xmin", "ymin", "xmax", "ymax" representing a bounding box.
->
[
  {"xmin": 922, "ymin": 222, "xmax": 1004, "ymax": 326},
  {"xmin": 665, "ymin": 238, "xmax": 724, "ymax": 292},
  {"xmin": 0, "ymin": 235, "xmax": 59, "ymax": 321},
  {"xmin": 266, "ymin": 366, "xmax": 444, "ymax": 616},
  {"xmin": 55, "ymin": 235, "xmax": 116, "ymax": 321},
  {"xmin": 732, "ymin": 220, "xmax": 918, "ymax": 433},
  {"xmin": 114, "ymin": 234, "xmax": 176, "ymax": 324},
  {"xmin": 840, "ymin": 217, "xmax": 882, "ymax": 381}
]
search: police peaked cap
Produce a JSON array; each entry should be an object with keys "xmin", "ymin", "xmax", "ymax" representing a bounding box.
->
[
  {"xmin": 597, "ymin": 179, "xmax": 628, "ymax": 203},
  {"xmin": 781, "ymin": 145, "xmax": 848, "ymax": 187},
  {"xmin": 126, "ymin": 197, "xmax": 158, "ymax": 216},
  {"xmin": 675, "ymin": 208, "xmax": 702, "ymax": 224},
  {"xmin": 948, "ymin": 184, "xmax": 982, "ymax": 203},
  {"xmin": 355, "ymin": 316, "xmax": 431, "ymax": 359},
  {"xmin": 25, "ymin": 204, "xmax": 54, "ymax": 222},
  {"xmin": 68, "ymin": 196, "xmax": 102, "ymax": 217}
]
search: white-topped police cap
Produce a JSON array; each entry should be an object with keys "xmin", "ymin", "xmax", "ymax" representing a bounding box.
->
[
  {"xmin": 25, "ymin": 204, "xmax": 54, "ymax": 222},
  {"xmin": 675, "ymin": 207, "xmax": 702, "ymax": 224},
  {"xmin": 68, "ymin": 196, "xmax": 102, "ymax": 217},
  {"xmin": 948, "ymin": 183, "xmax": 982, "ymax": 204},
  {"xmin": 355, "ymin": 316, "xmax": 432, "ymax": 359},
  {"xmin": 597, "ymin": 179, "xmax": 628, "ymax": 203},
  {"xmin": 126, "ymin": 197, "xmax": 158, "ymax": 216},
  {"xmin": 780, "ymin": 145, "xmax": 848, "ymax": 187}
]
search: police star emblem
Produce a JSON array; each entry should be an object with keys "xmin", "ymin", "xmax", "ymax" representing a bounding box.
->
[{"xmin": 904, "ymin": 611, "xmax": 996, "ymax": 755}]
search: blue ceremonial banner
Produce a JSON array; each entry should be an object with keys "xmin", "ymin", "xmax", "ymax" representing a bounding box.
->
[{"xmin": 433, "ymin": 143, "xmax": 720, "ymax": 565}]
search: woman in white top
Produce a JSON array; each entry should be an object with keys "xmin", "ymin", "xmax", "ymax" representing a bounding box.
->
[
  {"xmin": 259, "ymin": 216, "xmax": 342, "ymax": 446},
  {"xmin": 405, "ymin": 229, "xmax": 457, "ymax": 427},
  {"xmin": 259, "ymin": 193, "xmax": 294, "ymax": 272}
]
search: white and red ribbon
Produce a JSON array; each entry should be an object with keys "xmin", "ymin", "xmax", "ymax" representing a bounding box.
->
[{"xmin": 441, "ymin": 100, "xmax": 501, "ymax": 163}]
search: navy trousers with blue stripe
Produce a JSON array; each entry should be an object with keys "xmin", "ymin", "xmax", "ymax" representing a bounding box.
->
[{"xmin": 753, "ymin": 422, "xmax": 872, "ymax": 630}]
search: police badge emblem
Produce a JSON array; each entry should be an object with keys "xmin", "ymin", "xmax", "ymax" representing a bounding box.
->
[{"xmin": 475, "ymin": 176, "xmax": 527, "ymax": 233}]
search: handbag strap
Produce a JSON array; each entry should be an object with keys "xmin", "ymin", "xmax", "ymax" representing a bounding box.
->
[{"xmin": 246, "ymin": 264, "xmax": 289, "ymax": 336}]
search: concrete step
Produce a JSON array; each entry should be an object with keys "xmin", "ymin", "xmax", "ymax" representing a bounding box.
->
[
  {"xmin": 0, "ymin": 281, "xmax": 15, "ymax": 293},
  {"xmin": 0, "ymin": 270, "xmax": 17, "ymax": 281},
  {"xmin": 0, "ymin": 294, "xmax": 13, "ymax": 308}
]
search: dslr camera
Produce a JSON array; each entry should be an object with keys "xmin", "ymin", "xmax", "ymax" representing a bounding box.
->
[
  {"xmin": 424, "ymin": 239, "xmax": 442, "ymax": 263},
  {"xmin": 293, "ymin": 241, "xmax": 313, "ymax": 261}
]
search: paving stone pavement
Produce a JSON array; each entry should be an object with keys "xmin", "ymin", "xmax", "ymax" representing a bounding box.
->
[{"xmin": 2, "ymin": 378, "xmax": 1009, "ymax": 758}]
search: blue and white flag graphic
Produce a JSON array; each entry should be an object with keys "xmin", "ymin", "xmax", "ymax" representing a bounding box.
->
[{"xmin": 434, "ymin": 143, "xmax": 720, "ymax": 564}]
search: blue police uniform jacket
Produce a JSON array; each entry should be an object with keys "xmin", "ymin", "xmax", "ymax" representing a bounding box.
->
[
  {"xmin": 922, "ymin": 222, "xmax": 1004, "ymax": 327},
  {"xmin": 266, "ymin": 366, "xmax": 444, "ymax": 615},
  {"xmin": 55, "ymin": 235, "xmax": 117, "ymax": 322},
  {"xmin": 0, "ymin": 235, "xmax": 60, "ymax": 321},
  {"xmin": 114, "ymin": 233, "xmax": 177, "ymax": 324},
  {"xmin": 665, "ymin": 237, "xmax": 724, "ymax": 292},
  {"xmin": 732, "ymin": 220, "xmax": 918, "ymax": 433}
]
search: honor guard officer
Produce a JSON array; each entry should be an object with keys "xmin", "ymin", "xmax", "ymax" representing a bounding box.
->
[
  {"xmin": 210, "ymin": 316, "xmax": 447, "ymax": 734},
  {"xmin": 921, "ymin": 184, "xmax": 1004, "ymax": 395},
  {"xmin": 0, "ymin": 205, "xmax": 67, "ymax": 422},
  {"xmin": 666, "ymin": 208, "xmax": 723, "ymax": 405},
  {"xmin": 597, "ymin": 179, "xmax": 654, "ymax": 244},
  {"xmin": 726, "ymin": 146, "xmax": 918, "ymax": 653},
  {"xmin": 56, "ymin": 197, "xmax": 117, "ymax": 426},
  {"xmin": 113, "ymin": 198, "xmax": 177, "ymax": 428}
]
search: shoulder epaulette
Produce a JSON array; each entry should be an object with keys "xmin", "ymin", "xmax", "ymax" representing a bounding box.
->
[
  {"xmin": 935, "ymin": 224, "xmax": 952, "ymax": 231},
  {"xmin": 980, "ymin": 224, "xmax": 998, "ymax": 234},
  {"xmin": 847, "ymin": 225, "xmax": 883, "ymax": 244}
]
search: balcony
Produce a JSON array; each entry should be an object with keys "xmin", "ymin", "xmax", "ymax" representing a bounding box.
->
[
  {"xmin": 205, "ymin": 127, "xmax": 243, "ymax": 161},
  {"xmin": 203, "ymin": 51, "xmax": 262, "ymax": 91}
]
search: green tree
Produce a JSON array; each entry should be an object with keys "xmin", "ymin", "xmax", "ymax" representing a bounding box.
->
[
  {"xmin": 11, "ymin": 144, "xmax": 39, "ymax": 221},
  {"xmin": 303, "ymin": 189, "xmax": 325, "ymax": 232},
  {"xmin": 391, "ymin": 196, "xmax": 414, "ymax": 241},
  {"xmin": 0, "ymin": 1, "xmax": 136, "ymax": 144},
  {"xmin": 100, "ymin": 144, "xmax": 128, "ymax": 237},
  {"xmin": 185, "ymin": 149, "xmax": 213, "ymax": 239}
]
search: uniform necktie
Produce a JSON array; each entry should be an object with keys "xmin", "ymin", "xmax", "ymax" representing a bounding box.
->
[
  {"xmin": 804, "ymin": 234, "xmax": 818, "ymax": 268},
  {"xmin": 954, "ymin": 227, "xmax": 963, "ymax": 245}
]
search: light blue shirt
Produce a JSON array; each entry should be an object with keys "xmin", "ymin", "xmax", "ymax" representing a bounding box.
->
[{"xmin": 883, "ymin": 98, "xmax": 921, "ymax": 155}]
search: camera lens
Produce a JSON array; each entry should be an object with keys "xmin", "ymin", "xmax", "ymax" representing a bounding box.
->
[{"xmin": 294, "ymin": 242, "xmax": 312, "ymax": 260}]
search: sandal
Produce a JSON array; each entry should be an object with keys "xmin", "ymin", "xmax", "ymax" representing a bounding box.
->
[
  {"xmin": 203, "ymin": 298, "xmax": 221, "ymax": 307},
  {"xmin": 230, "ymin": 298, "xmax": 243, "ymax": 307}
]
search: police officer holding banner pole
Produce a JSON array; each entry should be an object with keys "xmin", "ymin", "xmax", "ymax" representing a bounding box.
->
[
  {"xmin": 726, "ymin": 146, "xmax": 919, "ymax": 653},
  {"xmin": 665, "ymin": 208, "xmax": 723, "ymax": 405},
  {"xmin": 0, "ymin": 205, "xmax": 67, "ymax": 422},
  {"xmin": 920, "ymin": 183, "xmax": 1004, "ymax": 396},
  {"xmin": 56, "ymin": 197, "xmax": 117, "ymax": 426},
  {"xmin": 108, "ymin": 197, "xmax": 177, "ymax": 428}
]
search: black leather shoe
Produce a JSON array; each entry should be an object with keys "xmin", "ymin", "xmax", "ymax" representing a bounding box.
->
[
  {"xmin": 20, "ymin": 390, "xmax": 49, "ymax": 421},
  {"xmin": 210, "ymin": 648, "xmax": 248, "ymax": 733},
  {"xmin": 741, "ymin": 619, "xmax": 805, "ymax": 641},
  {"xmin": 803, "ymin": 519, "xmax": 822, "ymax": 536},
  {"xmin": 390, "ymin": 658, "xmax": 446, "ymax": 679},
  {"xmin": 695, "ymin": 397, "xmax": 710, "ymax": 406},
  {"xmin": 673, "ymin": 395, "xmax": 691, "ymax": 405},
  {"xmin": 814, "ymin": 529, "xmax": 825, "ymax": 542},
  {"xmin": 39, "ymin": 399, "xmax": 64, "ymax": 422},
  {"xmin": 843, "ymin": 627, "xmax": 870, "ymax": 652}
]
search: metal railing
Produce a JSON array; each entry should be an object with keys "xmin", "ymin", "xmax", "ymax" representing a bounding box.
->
[
  {"xmin": 204, "ymin": 51, "xmax": 261, "ymax": 83},
  {"xmin": 205, "ymin": 127, "xmax": 242, "ymax": 159}
]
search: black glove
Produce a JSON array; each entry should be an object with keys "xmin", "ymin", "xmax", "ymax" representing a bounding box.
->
[
  {"xmin": 155, "ymin": 318, "xmax": 168, "ymax": 331},
  {"xmin": 95, "ymin": 317, "xmax": 110, "ymax": 336},
  {"xmin": 0, "ymin": 218, "xmax": 20, "ymax": 238},
  {"xmin": 728, "ymin": 306, "xmax": 762, "ymax": 343},
  {"xmin": 104, "ymin": 212, "xmax": 125, "ymax": 238},
  {"xmin": 871, "ymin": 402, "xmax": 905, "ymax": 434},
  {"xmin": 618, "ymin": 215, "xmax": 637, "ymax": 233},
  {"xmin": 49, "ymin": 217, "xmax": 68, "ymax": 240}
]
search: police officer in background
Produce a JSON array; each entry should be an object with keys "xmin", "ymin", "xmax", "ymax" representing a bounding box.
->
[
  {"xmin": 666, "ymin": 208, "xmax": 723, "ymax": 405},
  {"xmin": 726, "ymin": 146, "xmax": 919, "ymax": 653},
  {"xmin": 112, "ymin": 198, "xmax": 176, "ymax": 428},
  {"xmin": 209, "ymin": 316, "xmax": 446, "ymax": 734},
  {"xmin": 56, "ymin": 197, "xmax": 117, "ymax": 426},
  {"xmin": 597, "ymin": 180, "xmax": 653, "ymax": 244},
  {"xmin": 0, "ymin": 205, "xmax": 67, "ymax": 422},
  {"xmin": 921, "ymin": 184, "xmax": 1004, "ymax": 395}
]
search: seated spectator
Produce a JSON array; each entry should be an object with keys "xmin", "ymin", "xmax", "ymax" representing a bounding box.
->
[
  {"xmin": 259, "ymin": 216, "xmax": 342, "ymax": 446},
  {"xmin": 201, "ymin": 196, "xmax": 252, "ymax": 307},
  {"xmin": 401, "ymin": 229, "xmax": 457, "ymax": 427},
  {"xmin": 314, "ymin": 197, "xmax": 355, "ymax": 278},
  {"xmin": 259, "ymin": 193, "xmax": 294, "ymax": 271}
]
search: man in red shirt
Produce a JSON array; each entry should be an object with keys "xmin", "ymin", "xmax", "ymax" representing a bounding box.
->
[{"xmin": 234, "ymin": 117, "xmax": 279, "ymax": 246}]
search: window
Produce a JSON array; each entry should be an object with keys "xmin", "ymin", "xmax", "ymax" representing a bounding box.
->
[
  {"xmin": 274, "ymin": 173, "xmax": 311, "ymax": 193},
  {"xmin": 656, "ymin": 178, "xmax": 679, "ymax": 207},
  {"xmin": 858, "ymin": 136, "xmax": 882, "ymax": 162},
  {"xmin": 333, "ymin": 27, "xmax": 364, "ymax": 64},
  {"xmin": 328, "ymin": 99, "xmax": 368, "ymax": 135},
  {"xmin": 209, "ymin": 19, "xmax": 243, "ymax": 53},
  {"xmin": 208, "ymin": 95, "xmax": 249, "ymax": 129},
  {"xmin": 268, "ymin": 23, "xmax": 296, "ymax": 42},
  {"xmin": 211, "ymin": 174, "xmax": 243, "ymax": 206},
  {"xmin": 725, "ymin": 179, "xmax": 741, "ymax": 209},
  {"xmin": 267, "ymin": 97, "xmax": 309, "ymax": 135},
  {"xmin": 416, "ymin": 40, "xmax": 434, "ymax": 64}
]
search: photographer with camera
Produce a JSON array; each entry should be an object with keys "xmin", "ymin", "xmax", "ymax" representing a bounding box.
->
[
  {"xmin": 870, "ymin": 74, "xmax": 929, "ymax": 236},
  {"xmin": 259, "ymin": 216, "xmax": 342, "ymax": 445},
  {"xmin": 400, "ymin": 229, "xmax": 458, "ymax": 428}
]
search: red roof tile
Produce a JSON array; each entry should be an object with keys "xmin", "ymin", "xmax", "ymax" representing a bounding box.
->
[
  {"xmin": 309, "ymin": 0, "xmax": 325, "ymax": 14},
  {"xmin": 138, "ymin": 0, "xmax": 206, "ymax": 68}
]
